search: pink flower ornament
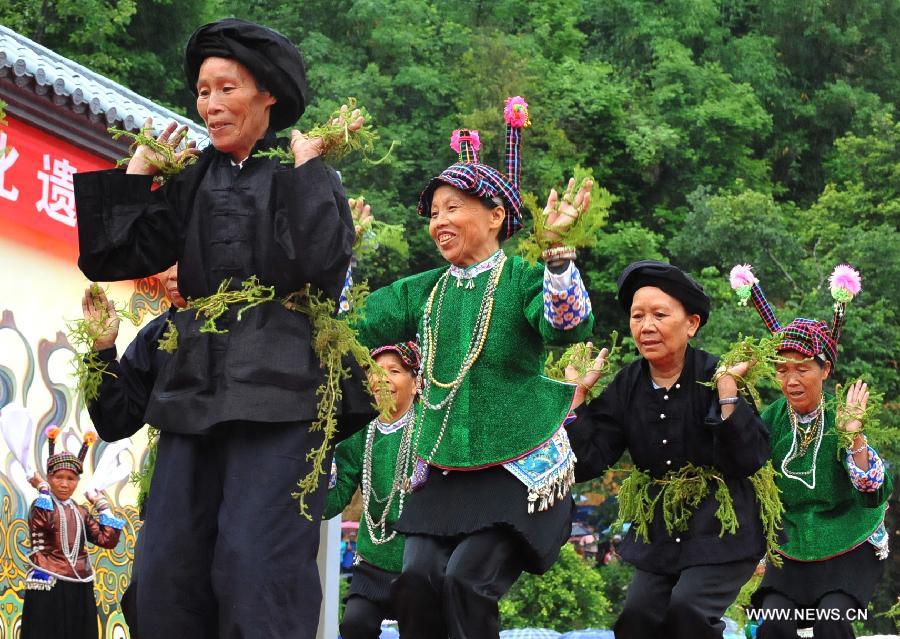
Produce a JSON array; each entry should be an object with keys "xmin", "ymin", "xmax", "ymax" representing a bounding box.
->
[
  {"xmin": 504, "ymin": 96, "xmax": 531, "ymax": 128},
  {"xmin": 829, "ymin": 264, "xmax": 861, "ymax": 305},
  {"xmin": 729, "ymin": 264, "xmax": 757, "ymax": 306}
]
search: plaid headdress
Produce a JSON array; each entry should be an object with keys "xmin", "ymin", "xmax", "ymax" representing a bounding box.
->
[
  {"xmin": 371, "ymin": 341, "xmax": 421, "ymax": 375},
  {"xmin": 729, "ymin": 263, "xmax": 862, "ymax": 367},
  {"xmin": 417, "ymin": 96, "xmax": 531, "ymax": 240},
  {"xmin": 45, "ymin": 425, "xmax": 96, "ymax": 475}
]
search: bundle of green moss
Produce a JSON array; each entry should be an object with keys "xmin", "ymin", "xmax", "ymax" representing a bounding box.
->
[
  {"xmin": 514, "ymin": 166, "xmax": 615, "ymax": 266},
  {"xmin": 254, "ymin": 97, "xmax": 398, "ymax": 166},
  {"xmin": 615, "ymin": 461, "xmax": 784, "ymax": 566},
  {"xmin": 109, "ymin": 126, "xmax": 198, "ymax": 186},
  {"xmin": 68, "ymin": 284, "xmax": 141, "ymax": 404}
]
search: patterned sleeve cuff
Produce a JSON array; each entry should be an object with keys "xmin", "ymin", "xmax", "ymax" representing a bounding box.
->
[
  {"xmin": 543, "ymin": 262, "xmax": 592, "ymax": 330},
  {"xmin": 328, "ymin": 459, "xmax": 338, "ymax": 489},
  {"xmin": 846, "ymin": 446, "xmax": 886, "ymax": 492},
  {"xmin": 98, "ymin": 510, "xmax": 126, "ymax": 530},
  {"xmin": 338, "ymin": 262, "xmax": 354, "ymax": 315}
]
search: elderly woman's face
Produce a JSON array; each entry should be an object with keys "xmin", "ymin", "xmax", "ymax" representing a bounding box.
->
[
  {"xmin": 196, "ymin": 57, "xmax": 276, "ymax": 161},
  {"xmin": 629, "ymin": 286, "xmax": 700, "ymax": 368},
  {"xmin": 370, "ymin": 352, "xmax": 417, "ymax": 420},
  {"xmin": 429, "ymin": 185, "xmax": 504, "ymax": 267},
  {"xmin": 48, "ymin": 469, "xmax": 79, "ymax": 501},
  {"xmin": 776, "ymin": 350, "xmax": 831, "ymax": 414}
]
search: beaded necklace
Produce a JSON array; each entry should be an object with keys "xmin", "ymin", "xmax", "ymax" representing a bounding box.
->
[
  {"xmin": 53, "ymin": 496, "xmax": 85, "ymax": 575},
  {"xmin": 413, "ymin": 251, "xmax": 507, "ymax": 465},
  {"xmin": 781, "ymin": 397, "xmax": 825, "ymax": 489},
  {"xmin": 361, "ymin": 406, "xmax": 416, "ymax": 545}
]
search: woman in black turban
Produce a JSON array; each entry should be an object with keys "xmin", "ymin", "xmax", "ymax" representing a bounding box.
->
[
  {"xmin": 566, "ymin": 260, "xmax": 772, "ymax": 639},
  {"xmin": 73, "ymin": 18, "xmax": 373, "ymax": 639}
]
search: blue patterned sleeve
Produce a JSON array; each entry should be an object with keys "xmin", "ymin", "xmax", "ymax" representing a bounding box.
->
[
  {"xmin": 846, "ymin": 446, "xmax": 886, "ymax": 492},
  {"xmin": 543, "ymin": 261, "xmax": 592, "ymax": 330}
]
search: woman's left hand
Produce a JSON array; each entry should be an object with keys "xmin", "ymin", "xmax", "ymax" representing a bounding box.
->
[
  {"xmin": 349, "ymin": 196, "xmax": 373, "ymax": 244},
  {"xmin": 716, "ymin": 360, "xmax": 754, "ymax": 397},
  {"xmin": 565, "ymin": 342, "xmax": 609, "ymax": 408},
  {"xmin": 291, "ymin": 105, "xmax": 364, "ymax": 168},
  {"xmin": 840, "ymin": 380, "xmax": 868, "ymax": 433},
  {"xmin": 543, "ymin": 177, "xmax": 593, "ymax": 244}
]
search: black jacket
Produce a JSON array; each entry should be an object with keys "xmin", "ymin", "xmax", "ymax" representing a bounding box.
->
[
  {"xmin": 566, "ymin": 346, "xmax": 771, "ymax": 574},
  {"xmin": 74, "ymin": 132, "xmax": 373, "ymax": 434}
]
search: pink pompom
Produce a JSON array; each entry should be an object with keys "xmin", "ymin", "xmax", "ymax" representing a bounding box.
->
[
  {"xmin": 729, "ymin": 264, "xmax": 757, "ymax": 289},
  {"xmin": 829, "ymin": 264, "xmax": 861, "ymax": 301},
  {"xmin": 504, "ymin": 96, "xmax": 531, "ymax": 128},
  {"xmin": 830, "ymin": 264, "xmax": 862, "ymax": 294},
  {"xmin": 449, "ymin": 129, "xmax": 481, "ymax": 153},
  {"xmin": 45, "ymin": 425, "xmax": 60, "ymax": 440}
]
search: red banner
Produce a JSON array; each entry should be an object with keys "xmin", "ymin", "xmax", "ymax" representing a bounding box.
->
[{"xmin": 0, "ymin": 115, "xmax": 112, "ymax": 249}]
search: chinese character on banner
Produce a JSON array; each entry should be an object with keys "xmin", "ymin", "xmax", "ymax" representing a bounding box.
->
[
  {"xmin": 0, "ymin": 131, "xmax": 20, "ymax": 202},
  {"xmin": 36, "ymin": 154, "xmax": 78, "ymax": 227}
]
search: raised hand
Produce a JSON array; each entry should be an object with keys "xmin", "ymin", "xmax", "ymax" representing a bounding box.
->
[
  {"xmin": 543, "ymin": 176, "xmax": 594, "ymax": 244},
  {"xmin": 126, "ymin": 117, "xmax": 199, "ymax": 176},
  {"xmin": 840, "ymin": 380, "xmax": 869, "ymax": 433},
  {"xmin": 565, "ymin": 342, "xmax": 610, "ymax": 408},
  {"xmin": 349, "ymin": 196, "xmax": 374, "ymax": 244},
  {"xmin": 291, "ymin": 104, "xmax": 365, "ymax": 168},
  {"xmin": 81, "ymin": 286, "xmax": 119, "ymax": 351}
]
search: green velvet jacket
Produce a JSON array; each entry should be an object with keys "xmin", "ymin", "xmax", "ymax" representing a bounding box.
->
[
  {"xmin": 355, "ymin": 254, "xmax": 594, "ymax": 469},
  {"xmin": 324, "ymin": 418, "xmax": 409, "ymax": 573},
  {"xmin": 763, "ymin": 396, "xmax": 892, "ymax": 561}
]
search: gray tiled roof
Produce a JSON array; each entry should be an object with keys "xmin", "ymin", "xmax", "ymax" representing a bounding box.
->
[{"xmin": 0, "ymin": 24, "xmax": 206, "ymax": 138}]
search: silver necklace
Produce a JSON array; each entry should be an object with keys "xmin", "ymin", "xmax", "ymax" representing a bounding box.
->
[
  {"xmin": 781, "ymin": 398, "xmax": 825, "ymax": 489},
  {"xmin": 413, "ymin": 251, "xmax": 506, "ymax": 466},
  {"xmin": 53, "ymin": 496, "xmax": 84, "ymax": 573},
  {"xmin": 361, "ymin": 406, "xmax": 416, "ymax": 545}
]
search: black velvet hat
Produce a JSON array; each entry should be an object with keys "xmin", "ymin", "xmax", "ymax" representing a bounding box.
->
[
  {"xmin": 185, "ymin": 18, "xmax": 308, "ymax": 131},
  {"xmin": 617, "ymin": 260, "xmax": 711, "ymax": 326}
]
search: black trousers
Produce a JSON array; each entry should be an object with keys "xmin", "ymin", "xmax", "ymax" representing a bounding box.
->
[
  {"xmin": 391, "ymin": 529, "xmax": 525, "ymax": 639},
  {"xmin": 614, "ymin": 558, "xmax": 759, "ymax": 639},
  {"xmin": 136, "ymin": 420, "xmax": 328, "ymax": 639},
  {"xmin": 757, "ymin": 591, "xmax": 858, "ymax": 639},
  {"xmin": 340, "ymin": 594, "xmax": 393, "ymax": 639}
]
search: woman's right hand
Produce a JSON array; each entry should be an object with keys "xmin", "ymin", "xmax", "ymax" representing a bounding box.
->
[
  {"xmin": 565, "ymin": 342, "xmax": 609, "ymax": 408},
  {"xmin": 82, "ymin": 287, "xmax": 120, "ymax": 351},
  {"xmin": 126, "ymin": 117, "xmax": 198, "ymax": 176}
]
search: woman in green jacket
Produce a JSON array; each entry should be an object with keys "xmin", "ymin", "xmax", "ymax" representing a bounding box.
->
[
  {"xmin": 324, "ymin": 342, "xmax": 420, "ymax": 639},
  {"xmin": 731, "ymin": 264, "xmax": 892, "ymax": 639}
]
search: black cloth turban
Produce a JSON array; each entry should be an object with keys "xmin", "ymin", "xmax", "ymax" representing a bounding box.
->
[
  {"xmin": 184, "ymin": 18, "xmax": 308, "ymax": 131},
  {"xmin": 617, "ymin": 260, "xmax": 711, "ymax": 326}
]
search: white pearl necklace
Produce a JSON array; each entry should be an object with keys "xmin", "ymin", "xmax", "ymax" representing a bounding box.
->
[
  {"xmin": 781, "ymin": 398, "xmax": 825, "ymax": 490},
  {"xmin": 361, "ymin": 406, "xmax": 416, "ymax": 545},
  {"xmin": 53, "ymin": 496, "xmax": 85, "ymax": 575}
]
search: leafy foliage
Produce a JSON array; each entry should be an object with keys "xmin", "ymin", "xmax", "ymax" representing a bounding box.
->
[{"xmin": 499, "ymin": 544, "xmax": 613, "ymax": 632}]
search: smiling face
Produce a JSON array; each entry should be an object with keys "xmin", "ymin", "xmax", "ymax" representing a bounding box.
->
[
  {"xmin": 370, "ymin": 351, "xmax": 417, "ymax": 422},
  {"xmin": 157, "ymin": 264, "xmax": 186, "ymax": 309},
  {"xmin": 196, "ymin": 57, "xmax": 276, "ymax": 162},
  {"xmin": 776, "ymin": 350, "xmax": 830, "ymax": 414},
  {"xmin": 428, "ymin": 185, "xmax": 505, "ymax": 267},
  {"xmin": 629, "ymin": 286, "xmax": 700, "ymax": 371},
  {"xmin": 48, "ymin": 468, "xmax": 79, "ymax": 502}
]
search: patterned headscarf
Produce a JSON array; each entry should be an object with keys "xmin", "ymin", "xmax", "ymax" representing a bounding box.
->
[
  {"xmin": 730, "ymin": 263, "xmax": 861, "ymax": 368},
  {"xmin": 45, "ymin": 426, "xmax": 96, "ymax": 475},
  {"xmin": 417, "ymin": 97, "xmax": 531, "ymax": 240},
  {"xmin": 371, "ymin": 341, "xmax": 421, "ymax": 375}
]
